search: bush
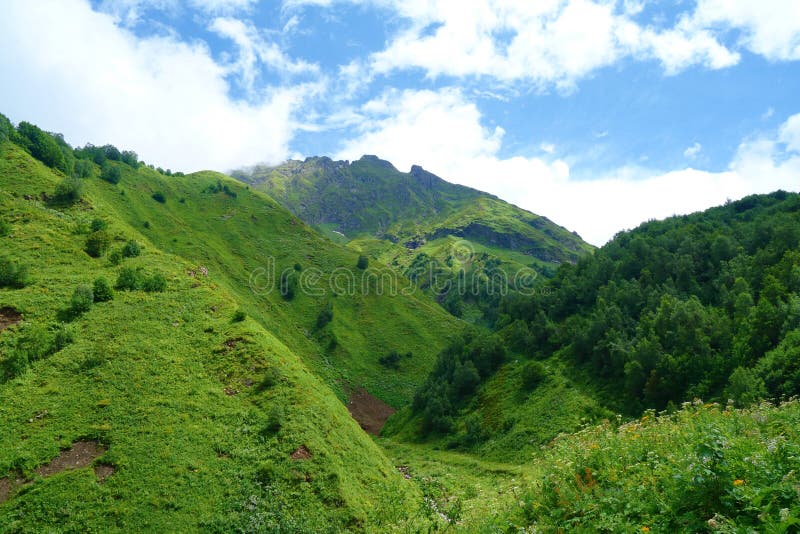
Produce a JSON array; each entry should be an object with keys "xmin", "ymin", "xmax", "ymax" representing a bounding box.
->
[
  {"xmin": 116, "ymin": 267, "xmax": 141, "ymax": 291},
  {"xmin": 90, "ymin": 218, "xmax": 108, "ymax": 232},
  {"xmin": 52, "ymin": 324, "xmax": 75, "ymax": 352},
  {"xmin": 280, "ymin": 270, "xmax": 297, "ymax": 300},
  {"xmin": 100, "ymin": 164, "xmax": 121, "ymax": 184},
  {"xmin": 379, "ymin": 350, "xmax": 413, "ymax": 369},
  {"xmin": 357, "ymin": 254, "xmax": 369, "ymax": 269},
  {"xmin": 521, "ymin": 360, "xmax": 546, "ymax": 391},
  {"xmin": 69, "ymin": 285, "xmax": 94, "ymax": 316},
  {"xmin": 232, "ymin": 309, "xmax": 246, "ymax": 323},
  {"xmin": 121, "ymin": 239, "xmax": 141, "ymax": 258},
  {"xmin": 142, "ymin": 272, "xmax": 166, "ymax": 292},
  {"xmin": 85, "ymin": 230, "xmax": 111, "ymax": 258},
  {"xmin": 0, "ymin": 256, "xmax": 29, "ymax": 288},
  {"xmin": 0, "ymin": 218, "xmax": 10, "ymax": 237},
  {"xmin": 52, "ymin": 177, "xmax": 83, "ymax": 205},
  {"xmin": 316, "ymin": 302, "xmax": 334, "ymax": 329},
  {"xmin": 108, "ymin": 249, "xmax": 123, "ymax": 266},
  {"xmin": 73, "ymin": 159, "xmax": 93, "ymax": 178},
  {"xmin": 93, "ymin": 277, "xmax": 114, "ymax": 302},
  {"xmin": 151, "ymin": 192, "xmax": 166, "ymax": 204}
]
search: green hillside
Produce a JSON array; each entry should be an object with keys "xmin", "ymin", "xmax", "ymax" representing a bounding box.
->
[
  {"xmin": 0, "ymin": 119, "xmax": 461, "ymax": 530},
  {"xmin": 3, "ymin": 113, "xmax": 800, "ymax": 532},
  {"xmin": 234, "ymin": 156, "xmax": 592, "ymax": 323}
]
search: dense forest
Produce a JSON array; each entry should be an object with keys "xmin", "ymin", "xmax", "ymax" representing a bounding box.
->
[{"xmin": 412, "ymin": 191, "xmax": 800, "ymax": 433}]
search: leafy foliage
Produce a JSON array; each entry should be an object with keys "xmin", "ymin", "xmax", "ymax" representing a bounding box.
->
[
  {"xmin": 69, "ymin": 285, "xmax": 94, "ymax": 316},
  {"xmin": 121, "ymin": 239, "xmax": 141, "ymax": 258},
  {"xmin": 16, "ymin": 122, "xmax": 68, "ymax": 173},
  {"xmin": 92, "ymin": 277, "xmax": 114, "ymax": 302},
  {"xmin": 52, "ymin": 177, "xmax": 83, "ymax": 205},
  {"xmin": 84, "ymin": 230, "xmax": 111, "ymax": 258},
  {"xmin": 100, "ymin": 164, "xmax": 121, "ymax": 184},
  {"xmin": 0, "ymin": 256, "xmax": 30, "ymax": 288}
]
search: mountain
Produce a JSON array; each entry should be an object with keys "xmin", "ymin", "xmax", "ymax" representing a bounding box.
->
[
  {"xmin": 3, "ymin": 113, "xmax": 800, "ymax": 532},
  {"xmin": 0, "ymin": 116, "xmax": 462, "ymax": 530},
  {"xmin": 233, "ymin": 156, "xmax": 593, "ymax": 322}
]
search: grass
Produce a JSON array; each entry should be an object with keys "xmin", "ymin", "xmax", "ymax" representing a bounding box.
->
[{"xmin": 0, "ymin": 141, "xmax": 444, "ymax": 530}]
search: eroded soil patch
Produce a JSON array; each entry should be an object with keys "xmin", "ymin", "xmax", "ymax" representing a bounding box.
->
[
  {"xmin": 34, "ymin": 441, "xmax": 106, "ymax": 477},
  {"xmin": 0, "ymin": 307, "xmax": 22, "ymax": 333},
  {"xmin": 291, "ymin": 445, "xmax": 312, "ymax": 460},
  {"xmin": 347, "ymin": 388, "xmax": 396, "ymax": 436}
]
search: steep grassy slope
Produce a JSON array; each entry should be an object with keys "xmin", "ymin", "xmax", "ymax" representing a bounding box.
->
[
  {"xmin": 0, "ymin": 140, "xmax": 458, "ymax": 530},
  {"xmin": 234, "ymin": 156, "xmax": 592, "ymax": 323}
]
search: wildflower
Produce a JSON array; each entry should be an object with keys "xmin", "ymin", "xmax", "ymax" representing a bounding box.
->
[
  {"xmin": 780, "ymin": 508, "xmax": 790, "ymax": 522},
  {"xmin": 733, "ymin": 479, "xmax": 745, "ymax": 486},
  {"xmin": 642, "ymin": 527, "xmax": 650, "ymax": 532}
]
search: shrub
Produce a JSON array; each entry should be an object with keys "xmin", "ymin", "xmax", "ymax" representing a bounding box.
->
[
  {"xmin": 85, "ymin": 230, "xmax": 111, "ymax": 258},
  {"xmin": 52, "ymin": 177, "xmax": 83, "ymax": 205},
  {"xmin": 52, "ymin": 324, "xmax": 75, "ymax": 351},
  {"xmin": 121, "ymin": 239, "xmax": 141, "ymax": 258},
  {"xmin": 101, "ymin": 164, "xmax": 121, "ymax": 184},
  {"xmin": 69, "ymin": 285, "xmax": 94, "ymax": 316},
  {"xmin": 90, "ymin": 218, "xmax": 108, "ymax": 232},
  {"xmin": 116, "ymin": 267, "xmax": 141, "ymax": 291},
  {"xmin": 280, "ymin": 270, "xmax": 297, "ymax": 300},
  {"xmin": 521, "ymin": 360, "xmax": 546, "ymax": 391},
  {"xmin": 151, "ymin": 192, "xmax": 166, "ymax": 204},
  {"xmin": 0, "ymin": 218, "xmax": 10, "ymax": 237},
  {"xmin": 357, "ymin": 254, "xmax": 369, "ymax": 269},
  {"xmin": 0, "ymin": 256, "xmax": 29, "ymax": 288},
  {"xmin": 73, "ymin": 159, "xmax": 93, "ymax": 178},
  {"xmin": 232, "ymin": 309, "xmax": 246, "ymax": 323},
  {"xmin": 108, "ymin": 249, "xmax": 123, "ymax": 266},
  {"xmin": 316, "ymin": 302, "xmax": 334, "ymax": 329},
  {"xmin": 142, "ymin": 272, "xmax": 166, "ymax": 292},
  {"xmin": 93, "ymin": 277, "xmax": 114, "ymax": 302},
  {"xmin": 379, "ymin": 350, "xmax": 413, "ymax": 369}
]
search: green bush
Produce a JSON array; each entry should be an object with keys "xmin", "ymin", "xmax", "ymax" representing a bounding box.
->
[
  {"xmin": 69, "ymin": 285, "xmax": 94, "ymax": 316},
  {"xmin": 142, "ymin": 272, "xmax": 166, "ymax": 292},
  {"xmin": 90, "ymin": 218, "xmax": 108, "ymax": 232},
  {"xmin": 521, "ymin": 361, "xmax": 546, "ymax": 391},
  {"xmin": 108, "ymin": 249, "xmax": 123, "ymax": 266},
  {"xmin": 73, "ymin": 159, "xmax": 93, "ymax": 178},
  {"xmin": 316, "ymin": 302, "xmax": 334, "ymax": 329},
  {"xmin": 52, "ymin": 177, "xmax": 83, "ymax": 205},
  {"xmin": 93, "ymin": 277, "xmax": 114, "ymax": 302},
  {"xmin": 85, "ymin": 230, "xmax": 111, "ymax": 258},
  {"xmin": 280, "ymin": 270, "xmax": 297, "ymax": 300},
  {"xmin": 116, "ymin": 267, "xmax": 141, "ymax": 291},
  {"xmin": 378, "ymin": 350, "xmax": 412, "ymax": 369},
  {"xmin": 0, "ymin": 218, "xmax": 10, "ymax": 237},
  {"xmin": 232, "ymin": 309, "xmax": 246, "ymax": 323},
  {"xmin": 101, "ymin": 164, "xmax": 121, "ymax": 184},
  {"xmin": 0, "ymin": 256, "xmax": 29, "ymax": 288},
  {"xmin": 52, "ymin": 324, "xmax": 75, "ymax": 352},
  {"xmin": 357, "ymin": 254, "xmax": 369, "ymax": 269},
  {"xmin": 151, "ymin": 192, "xmax": 166, "ymax": 204},
  {"xmin": 121, "ymin": 239, "xmax": 141, "ymax": 258}
]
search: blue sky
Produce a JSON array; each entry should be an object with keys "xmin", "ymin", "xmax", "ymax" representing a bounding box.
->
[{"xmin": 1, "ymin": 0, "xmax": 799, "ymax": 244}]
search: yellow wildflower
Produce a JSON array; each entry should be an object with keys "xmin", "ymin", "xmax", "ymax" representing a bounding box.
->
[
  {"xmin": 642, "ymin": 527, "xmax": 651, "ymax": 532},
  {"xmin": 733, "ymin": 479, "xmax": 745, "ymax": 486}
]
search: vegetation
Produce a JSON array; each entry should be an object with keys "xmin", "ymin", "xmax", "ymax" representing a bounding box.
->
[
  {"xmin": 52, "ymin": 177, "xmax": 83, "ymax": 205},
  {"xmin": 84, "ymin": 230, "xmax": 111, "ymax": 258},
  {"xmin": 4, "ymin": 115, "xmax": 800, "ymax": 531}
]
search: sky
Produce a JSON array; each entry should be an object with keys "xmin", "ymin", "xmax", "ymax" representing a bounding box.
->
[{"xmin": 1, "ymin": 0, "xmax": 799, "ymax": 245}]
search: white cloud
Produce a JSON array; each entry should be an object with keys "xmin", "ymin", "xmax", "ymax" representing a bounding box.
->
[
  {"xmin": 209, "ymin": 17, "xmax": 318, "ymax": 94},
  {"xmin": 692, "ymin": 0, "xmax": 800, "ymax": 61},
  {"xmin": 683, "ymin": 142, "xmax": 702, "ymax": 159},
  {"xmin": 0, "ymin": 0, "xmax": 318, "ymax": 172},
  {"xmin": 191, "ymin": 0, "xmax": 258, "ymax": 14},
  {"xmin": 336, "ymin": 88, "xmax": 800, "ymax": 245}
]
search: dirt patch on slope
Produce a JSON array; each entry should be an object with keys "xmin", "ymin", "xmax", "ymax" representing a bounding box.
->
[
  {"xmin": 347, "ymin": 388, "xmax": 396, "ymax": 436},
  {"xmin": 34, "ymin": 441, "xmax": 106, "ymax": 477},
  {"xmin": 0, "ymin": 307, "xmax": 22, "ymax": 333},
  {"xmin": 291, "ymin": 445, "xmax": 312, "ymax": 460}
]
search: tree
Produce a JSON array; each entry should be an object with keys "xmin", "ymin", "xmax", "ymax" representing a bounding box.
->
[
  {"xmin": 16, "ymin": 122, "xmax": 68, "ymax": 172},
  {"xmin": 121, "ymin": 239, "xmax": 141, "ymax": 258}
]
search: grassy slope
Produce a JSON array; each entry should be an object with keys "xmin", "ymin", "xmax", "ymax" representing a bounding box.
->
[
  {"xmin": 238, "ymin": 156, "xmax": 592, "ymax": 283},
  {"xmin": 0, "ymin": 142, "xmax": 454, "ymax": 530},
  {"xmin": 88, "ymin": 160, "xmax": 460, "ymax": 408}
]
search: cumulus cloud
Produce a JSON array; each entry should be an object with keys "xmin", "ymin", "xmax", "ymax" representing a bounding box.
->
[
  {"xmin": 336, "ymin": 88, "xmax": 800, "ymax": 245},
  {"xmin": 0, "ymin": 0, "xmax": 318, "ymax": 171}
]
